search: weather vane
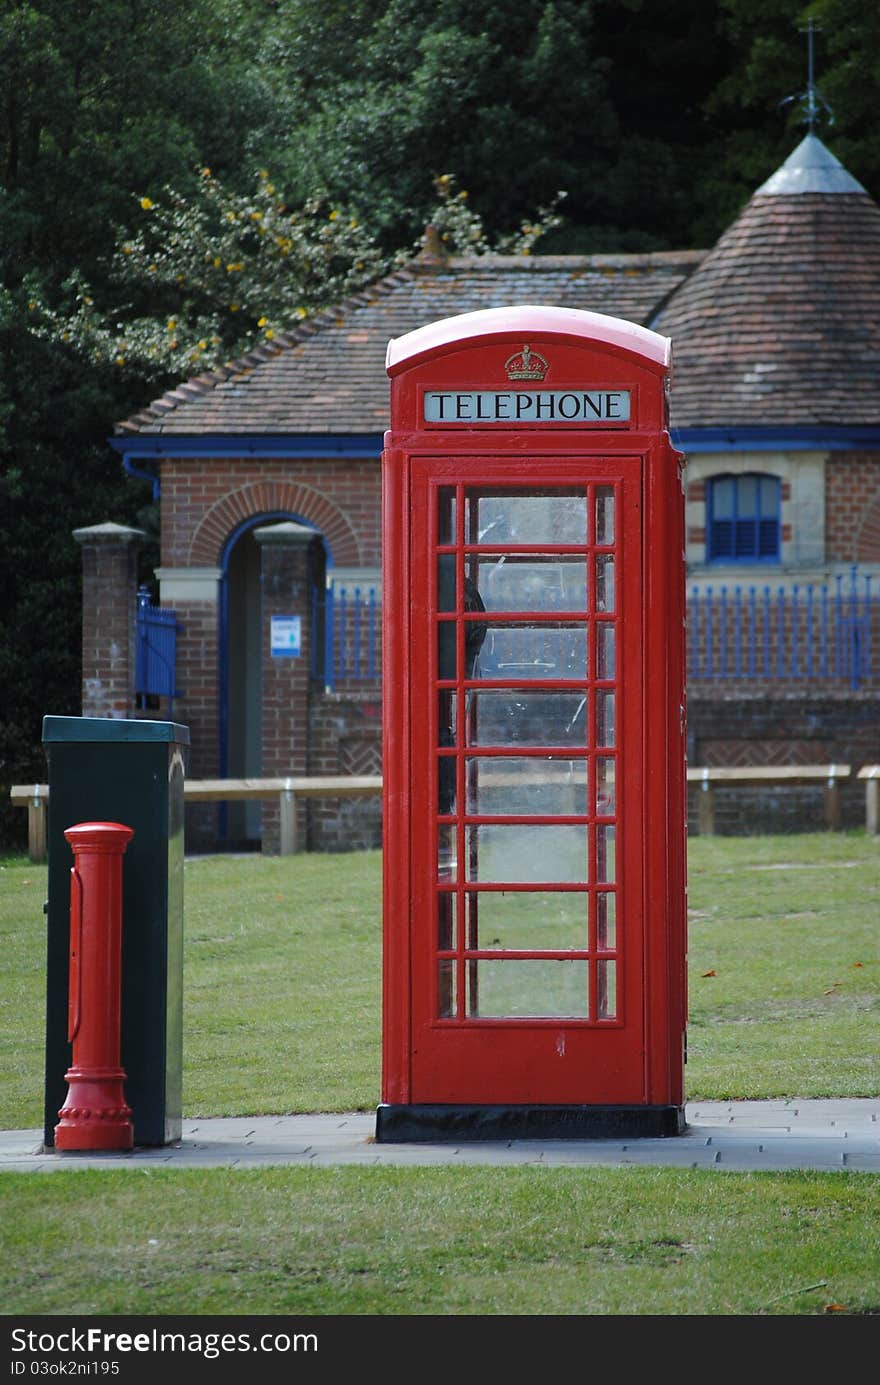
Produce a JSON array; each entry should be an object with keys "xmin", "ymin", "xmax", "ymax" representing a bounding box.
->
[{"xmin": 780, "ymin": 17, "xmax": 834, "ymax": 131}]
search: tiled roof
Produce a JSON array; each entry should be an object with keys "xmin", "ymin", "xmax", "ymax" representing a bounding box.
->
[
  {"xmin": 655, "ymin": 137, "xmax": 880, "ymax": 428},
  {"xmin": 115, "ymin": 251, "xmax": 703, "ymax": 436},
  {"xmin": 116, "ymin": 138, "xmax": 880, "ymax": 440}
]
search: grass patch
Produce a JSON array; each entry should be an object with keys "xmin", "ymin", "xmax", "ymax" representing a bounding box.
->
[
  {"xmin": 1, "ymin": 1165, "xmax": 878, "ymax": 1316},
  {"xmin": 1, "ymin": 834, "xmax": 878, "ymax": 1318},
  {"xmin": 685, "ymin": 832, "xmax": 879, "ymax": 1097},
  {"xmin": 1, "ymin": 833, "xmax": 878, "ymax": 1128},
  {"xmin": 179, "ymin": 851, "xmax": 382, "ymax": 1116}
]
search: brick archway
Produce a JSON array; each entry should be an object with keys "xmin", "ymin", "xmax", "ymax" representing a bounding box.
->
[{"xmin": 189, "ymin": 479, "xmax": 361, "ymax": 566}]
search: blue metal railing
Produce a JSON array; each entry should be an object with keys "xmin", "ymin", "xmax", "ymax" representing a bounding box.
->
[
  {"xmin": 688, "ymin": 567, "xmax": 876, "ymax": 688},
  {"xmin": 312, "ymin": 585, "xmax": 380, "ymax": 691},
  {"xmin": 135, "ymin": 586, "xmax": 182, "ymax": 701},
  {"xmin": 314, "ymin": 570, "xmax": 877, "ymax": 692}
]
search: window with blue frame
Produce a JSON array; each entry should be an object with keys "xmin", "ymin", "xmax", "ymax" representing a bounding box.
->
[{"xmin": 707, "ymin": 473, "xmax": 781, "ymax": 562}]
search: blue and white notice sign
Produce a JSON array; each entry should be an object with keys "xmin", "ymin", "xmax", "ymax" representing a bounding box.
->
[{"xmin": 270, "ymin": 615, "xmax": 302, "ymax": 658}]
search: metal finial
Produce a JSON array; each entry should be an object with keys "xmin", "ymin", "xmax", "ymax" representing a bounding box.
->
[{"xmin": 779, "ymin": 18, "xmax": 834, "ymax": 131}]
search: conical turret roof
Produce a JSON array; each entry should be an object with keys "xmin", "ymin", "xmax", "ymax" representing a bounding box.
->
[{"xmin": 654, "ymin": 134, "xmax": 880, "ymax": 429}]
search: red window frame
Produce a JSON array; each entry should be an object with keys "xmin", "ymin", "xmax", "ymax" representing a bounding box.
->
[{"xmin": 405, "ymin": 456, "xmax": 647, "ymax": 1105}]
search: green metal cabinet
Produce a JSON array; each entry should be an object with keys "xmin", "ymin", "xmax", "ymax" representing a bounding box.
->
[{"xmin": 42, "ymin": 716, "xmax": 189, "ymax": 1148}]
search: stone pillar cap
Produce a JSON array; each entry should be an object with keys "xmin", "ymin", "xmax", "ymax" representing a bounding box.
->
[{"xmin": 73, "ymin": 521, "xmax": 146, "ymax": 545}]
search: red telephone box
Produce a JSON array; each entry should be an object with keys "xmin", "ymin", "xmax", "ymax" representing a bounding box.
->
[{"xmin": 377, "ymin": 306, "xmax": 687, "ymax": 1141}]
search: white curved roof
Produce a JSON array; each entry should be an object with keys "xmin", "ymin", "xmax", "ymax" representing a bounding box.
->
[{"xmin": 386, "ymin": 304, "xmax": 671, "ymax": 374}]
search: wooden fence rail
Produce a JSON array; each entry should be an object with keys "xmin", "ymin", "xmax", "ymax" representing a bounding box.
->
[
  {"xmin": 687, "ymin": 764, "xmax": 851, "ymax": 836},
  {"xmin": 9, "ymin": 776, "xmax": 383, "ymax": 862},
  {"xmin": 10, "ymin": 764, "xmax": 877, "ymax": 861}
]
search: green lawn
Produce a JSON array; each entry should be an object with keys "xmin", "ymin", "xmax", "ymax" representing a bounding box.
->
[
  {"xmin": 2, "ymin": 1164, "xmax": 878, "ymax": 1316},
  {"xmin": 1, "ymin": 833, "xmax": 877, "ymax": 1316},
  {"xmin": 3, "ymin": 831, "xmax": 876, "ymax": 1126},
  {"xmin": 685, "ymin": 832, "xmax": 879, "ymax": 1097}
]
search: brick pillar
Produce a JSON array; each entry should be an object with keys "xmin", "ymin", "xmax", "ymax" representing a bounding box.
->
[
  {"xmin": 254, "ymin": 522, "xmax": 320, "ymax": 851},
  {"xmin": 73, "ymin": 522, "xmax": 144, "ymax": 719}
]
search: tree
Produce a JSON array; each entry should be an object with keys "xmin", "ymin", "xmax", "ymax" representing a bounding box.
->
[
  {"xmin": 30, "ymin": 170, "xmax": 385, "ymax": 378},
  {"xmin": 703, "ymin": 1, "xmax": 880, "ymax": 238},
  {"xmin": 245, "ymin": 0, "xmax": 878, "ymax": 254},
  {"xmin": 0, "ymin": 0, "xmax": 277, "ymax": 844},
  {"xmin": 0, "ymin": 0, "xmax": 269, "ymax": 285},
  {"xmin": 780, "ymin": 1, "xmax": 880, "ymax": 193},
  {"xmin": 249, "ymin": 0, "xmax": 616, "ymax": 251},
  {"xmin": 31, "ymin": 170, "xmax": 564, "ymax": 378}
]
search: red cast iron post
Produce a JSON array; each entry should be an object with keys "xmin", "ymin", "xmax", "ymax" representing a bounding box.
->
[{"xmin": 54, "ymin": 821, "xmax": 135, "ymax": 1151}]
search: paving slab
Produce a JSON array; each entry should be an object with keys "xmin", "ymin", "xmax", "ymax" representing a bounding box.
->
[{"xmin": 1, "ymin": 1101, "xmax": 878, "ymax": 1174}]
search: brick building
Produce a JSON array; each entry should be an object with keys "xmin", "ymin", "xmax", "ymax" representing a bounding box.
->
[
  {"xmin": 653, "ymin": 134, "xmax": 880, "ymax": 831},
  {"xmin": 80, "ymin": 134, "xmax": 880, "ymax": 846}
]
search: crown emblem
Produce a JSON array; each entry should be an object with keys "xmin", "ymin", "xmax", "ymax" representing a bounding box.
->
[{"xmin": 505, "ymin": 344, "xmax": 548, "ymax": 381}]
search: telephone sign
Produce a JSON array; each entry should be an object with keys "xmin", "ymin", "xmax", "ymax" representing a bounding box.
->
[{"xmin": 423, "ymin": 389, "xmax": 631, "ymax": 423}]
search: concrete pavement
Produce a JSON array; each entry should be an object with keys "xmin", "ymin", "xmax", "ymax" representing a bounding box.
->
[{"xmin": 2, "ymin": 1100, "xmax": 878, "ymax": 1173}]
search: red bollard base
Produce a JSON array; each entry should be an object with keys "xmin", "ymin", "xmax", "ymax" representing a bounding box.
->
[{"xmin": 54, "ymin": 1068, "xmax": 134, "ymax": 1151}]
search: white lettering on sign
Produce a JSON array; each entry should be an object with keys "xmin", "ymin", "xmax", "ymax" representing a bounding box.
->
[{"xmin": 424, "ymin": 390, "xmax": 631, "ymax": 424}]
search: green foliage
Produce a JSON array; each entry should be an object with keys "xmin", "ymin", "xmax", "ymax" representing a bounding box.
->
[
  {"xmin": 0, "ymin": 310, "xmax": 156, "ymax": 849},
  {"xmin": 801, "ymin": 1, "xmax": 880, "ymax": 191},
  {"xmin": 0, "ymin": 1, "xmax": 276, "ymax": 841},
  {"xmin": 228, "ymin": 0, "xmax": 880, "ymax": 257},
  {"xmin": 0, "ymin": 0, "xmax": 268, "ymax": 281},
  {"xmin": 29, "ymin": 170, "xmax": 565, "ymax": 376},
  {"xmin": 425, "ymin": 173, "xmax": 566, "ymax": 258},
  {"xmin": 252, "ymin": 0, "xmax": 613, "ymax": 250},
  {"xmin": 30, "ymin": 169, "xmax": 386, "ymax": 378},
  {"xmin": 704, "ymin": 0, "xmax": 880, "ymax": 235}
]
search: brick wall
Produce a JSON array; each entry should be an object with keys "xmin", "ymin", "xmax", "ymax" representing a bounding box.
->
[
  {"xmin": 306, "ymin": 692, "xmax": 383, "ymax": 851},
  {"xmin": 160, "ymin": 457, "xmax": 381, "ymax": 568},
  {"xmin": 300, "ymin": 687, "xmax": 878, "ymax": 846},
  {"xmin": 686, "ymin": 689, "xmax": 880, "ymax": 833},
  {"xmin": 826, "ymin": 454, "xmax": 880, "ymax": 561}
]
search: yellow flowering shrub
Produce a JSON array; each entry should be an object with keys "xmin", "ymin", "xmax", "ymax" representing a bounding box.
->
[{"xmin": 30, "ymin": 166, "xmax": 562, "ymax": 380}]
